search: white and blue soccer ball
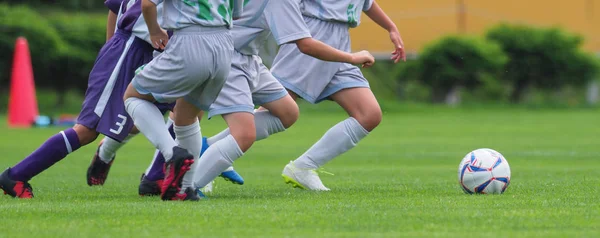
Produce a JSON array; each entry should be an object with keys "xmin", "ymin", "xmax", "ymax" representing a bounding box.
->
[{"xmin": 458, "ymin": 148, "xmax": 511, "ymax": 194}]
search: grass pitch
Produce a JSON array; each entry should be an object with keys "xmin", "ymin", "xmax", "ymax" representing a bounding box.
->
[{"xmin": 0, "ymin": 105, "xmax": 598, "ymax": 237}]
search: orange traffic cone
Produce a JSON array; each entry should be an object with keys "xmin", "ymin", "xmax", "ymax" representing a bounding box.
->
[{"xmin": 8, "ymin": 37, "xmax": 39, "ymax": 128}]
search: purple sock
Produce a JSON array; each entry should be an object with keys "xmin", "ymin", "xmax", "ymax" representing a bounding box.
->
[
  {"xmin": 10, "ymin": 128, "xmax": 81, "ymax": 181},
  {"xmin": 144, "ymin": 121, "xmax": 175, "ymax": 181},
  {"xmin": 145, "ymin": 154, "xmax": 166, "ymax": 181}
]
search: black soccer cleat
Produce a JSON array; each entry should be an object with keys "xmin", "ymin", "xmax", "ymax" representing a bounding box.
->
[
  {"xmin": 139, "ymin": 174, "xmax": 162, "ymax": 196},
  {"xmin": 87, "ymin": 141, "xmax": 115, "ymax": 186},
  {"xmin": 0, "ymin": 168, "xmax": 34, "ymax": 199},
  {"xmin": 161, "ymin": 146, "xmax": 194, "ymax": 201},
  {"xmin": 181, "ymin": 187, "xmax": 201, "ymax": 201}
]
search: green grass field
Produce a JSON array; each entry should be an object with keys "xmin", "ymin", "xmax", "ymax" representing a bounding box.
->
[{"xmin": 0, "ymin": 105, "xmax": 599, "ymax": 237}]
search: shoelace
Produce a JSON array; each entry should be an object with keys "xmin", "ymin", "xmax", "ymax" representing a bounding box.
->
[
  {"xmin": 314, "ymin": 168, "xmax": 334, "ymax": 176},
  {"xmin": 292, "ymin": 164, "xmax": 335, "ymax": 176}
]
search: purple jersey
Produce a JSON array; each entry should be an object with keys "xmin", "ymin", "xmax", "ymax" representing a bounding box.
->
[
  {"xmin": 116, "ymin": 0, "xmax": 143, "ymax": 32},
  {"xmin": 105, "ymin": 0, "xmax": 164, "ymax": 46},
  {"xmin": 104, "ymin": 0, "xmax": 141, "ymax": 32},
  {"xmin": 105, "ymin": 0, "xmax": 123, "ymax": 14}
]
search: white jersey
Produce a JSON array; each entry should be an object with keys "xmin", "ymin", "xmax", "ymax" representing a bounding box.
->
[
  {"xmin": 300, "ymin": 0, "xmax": 374, "ymax": 28},
  {"xmin": 150, "ymin": 0, "xmax": 239, "ymax": 29},
  {"xmin": 233, "ymin": 0, "xmax": 311, "ymax": 56}
]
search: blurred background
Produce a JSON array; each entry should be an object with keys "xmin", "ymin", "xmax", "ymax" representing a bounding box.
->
[{"xmin": 1, "ymin": 0, "xmax": 599, "ymax": 116}]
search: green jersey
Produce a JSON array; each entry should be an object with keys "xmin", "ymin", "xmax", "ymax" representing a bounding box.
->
[
  {"xmin": 301, "ymin": 0, "xmax": 374, "ymax": 28},
  {"xmin": 150, "ymin": 0, "xmax": 242, "ymax": 29}
]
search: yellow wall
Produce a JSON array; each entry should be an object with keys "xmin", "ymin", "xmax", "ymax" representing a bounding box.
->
[{"xmin": 351, "ymin": 0, "xmax": 600, "ymax": 54}]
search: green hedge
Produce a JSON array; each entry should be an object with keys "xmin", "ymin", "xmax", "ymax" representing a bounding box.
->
[
  {"xmin": 486, "ymin": 24, "xmax": 600, "ymax": 103},
  {"xmin": 391, "ymin": 25, "xmax": 599, "ymax": 104},
  {"xmin": 0, "ymin": 4, "xmax": 105, "ymax": 102},
  {"xmin": 0, "ymin": 4, "xmax": 66, "ymax": 89},
  {"xmin": 48, "ymin": 12, "xmax": 106, "ymax": 94},
  {"xmin": 396, "ymin": 36, "xmax": 507, "ymax": 103},
  {"xmin": 2, "ymin": 0, "xmax": 106, "ymax": 11}
]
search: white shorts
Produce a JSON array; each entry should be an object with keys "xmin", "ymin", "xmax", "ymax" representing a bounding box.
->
[
  {"xmin": 132, "ymin": 26, "xmax": 234, "ymax": 111},
  {"xmin": 208, "ymin": 51, "xmax": 288, "ymax": 118},
  {"xmin": 271, "ymin": 16, "xmax": 369, "ymax": 104}
]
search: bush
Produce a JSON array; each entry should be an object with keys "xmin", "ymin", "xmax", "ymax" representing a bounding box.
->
[
  {"xmin": 0, "ymin": 4, "xmax": 106, "ymax": 108},
  {"xmin": 48, "ymin": 12, "xmax": 106, "ymax": 98},
  {"xmin": 2, "ymin": 0, "xmax": 106, "ymax": 11},
  {"xmin": 361, "ymin": 61, "xmax": 405, "ymax": 100},
  {"xmin": 402, "ymin": 36, "xmax": 507, "ymax": 103},
  {"xmin": 486, "ymin": 24, "xmax": 600, "ymax": 103},
  {"xmin": 0, "ymin": 4, "xmax": 66, "ymax": 90}
]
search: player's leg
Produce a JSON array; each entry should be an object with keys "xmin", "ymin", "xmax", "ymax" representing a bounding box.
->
[
  {"xmin": 139, "ymin": 117, "xmax": 174, "ymax": 196},
  {"xmin": 283, "ymin": 66, "xmax": 378, "ymax": 191},
  {"xmin": 191, "ymin": 112, "xmax": 254, "ymax": 193},
  {"xmin": 124, "ymin": 83, "xmax": 198, "ymax": 201},
  {"xmin": 89, "ymin": 102, "xmax": 172, "ymax": 188},
  {"xmin": 201, "ymin": 55, "xmax": 259, "ymax": 188},
  {"xmin": 0, "ymin": 124, "xmax": 98, "ymax": 198},
  {"xmin": 159, "ymin": 98, "xmax": 204, "ymax": 200},
  {"xmin": 138, "ymin": 27, "xmax": 233, "ymax": 201},
  {"xmin": 195, "ymin": 104, "xmax": 245, "ymax": 185},
  {"xmin": 140, "ymin": 111, "xmax": 243, "ymax": 195},
  {"xmin": 0, "ymin": 33, "xmax": 141, "ymax": 198},
  {"xmin": 187, "ymin": 49, "xmax": 258, "ymax": 196},
  {"xmin": 259, "ymin": 94, "xmax": 298, "ymax": 130},
  {"xmin": 206, "ymin": 98, "xmax": 295, "ymax": 145},
  {"xmin": 252, "ymin": 67, "xmax": 299, "ymax": 139},
  {"xmin": 124, "ymin": 85, "xmax": 178, "ymax": 157},
  {"xmin": 292, "ymin": 87, "xmax": 379, "ymax": 166},
  {"xmin": 124, "ymin": 70, "xmax": 195, "ymax": 201},
  {"xmin": 208, "ymin": 63, "xmax": 298, "ymax": 144},
  {"xmin": 97, "ymin": 125, "xmax": 140, "ymax": 164},
  {"xmin": 87, "ymin": 132, "xmax": 137, "ymax": 186},
  {"xmin": 86, "ymin": 36, "xmax": 156, "ymax": 186},
  {"xmin": 97, "ymin": 134, "xmax": 137, "ymax": 164}
]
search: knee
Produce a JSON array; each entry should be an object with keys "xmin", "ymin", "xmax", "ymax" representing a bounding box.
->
[
  {"xmin": 279, "ymin": 104, "xmax": 299, "ymax": 129},
  {"xmin": 123, "ymin": 84, "xmax": 136, "ymax": 101},
  {"xmin": 352, "ymin": 107, "xmax": 382, "ymax": 132},
  {"xmin": 73, "ymin": 124, "xmax": 99, "ymax": 145},
  {"xmin": 231, "ymin": 129, "xmax": 255, "ymax": 152}
]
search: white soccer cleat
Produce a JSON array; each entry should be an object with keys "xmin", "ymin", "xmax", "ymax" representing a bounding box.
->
[
  {"xmin": 282, "ymin": 161, "xmax": 330, "ymax": 191},
  {"xmin": 200, "ymin": 180, "xmax": 214, "ymax": 194}
]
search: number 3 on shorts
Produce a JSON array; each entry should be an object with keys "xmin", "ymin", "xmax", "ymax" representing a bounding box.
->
[{"xmin": 110, "ymin": 114, "xmax": 127, "ymax": 135}]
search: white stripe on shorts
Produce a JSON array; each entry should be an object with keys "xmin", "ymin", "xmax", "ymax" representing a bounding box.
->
[
  {"xmin": 60, "ymin": 130, "xmax": 73, "ymax": 153},
  {"xmin": 94, "ymin": 35, "xmax": 136, "ymax": 117}
]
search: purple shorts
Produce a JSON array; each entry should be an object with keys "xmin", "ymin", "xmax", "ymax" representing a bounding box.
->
[{"xmin": 77, "ymin": 29, "xmax": 174, "ymax": 142}]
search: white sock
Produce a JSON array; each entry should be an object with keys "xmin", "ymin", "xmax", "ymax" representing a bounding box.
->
[
  {"xmin": 206, "ymin": 128, "xmax": 229, "ymax": 146},
  {"xmin": 293, "ymin": 117, "xmax": 369, "ymax": 169},
  {"xmin": 173, "ymin": 121, "xmax": 202, "ymax": 191},
  {"xmin": 144, "ymin": 118, "xmax": 174, "ymax": 176},
  {"xmin": 192, "ymin": 135, "xmax": 243, "ymax": 189},
  {"xmin": 206, "ymin": 111, "xmax": 285, "ymax": 145},
  {"xmin": 125, "ymin": 97, "xmax": 177, "ymax": 160},
  {"xmin": 254, "ymin": 111, "xmax": 286, "ymax": 140},
  {"xmin": 98, "ymin": 134, "xmax": 136, "ymax": 163}
]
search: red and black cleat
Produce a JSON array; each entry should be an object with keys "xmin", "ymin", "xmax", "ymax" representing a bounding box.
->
[
  {"xmin": 0, "ymin": 168, "xmax": 34, "ymax": 199},
  {"xmin": 160, "ymin": 146, "xmax": 194, "ymax": 201},
  {"xmin": 86, "ymin": 141, "xmax": 115, "ymax": 186},
  {"xmin": 139, "ymin": 174, "xmax": 163, "ymax": 196},
  {"xmin": 173, "ymin": 187, "xmax": 201, "ymax": 201}
]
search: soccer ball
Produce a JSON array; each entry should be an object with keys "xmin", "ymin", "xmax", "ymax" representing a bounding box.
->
[{"xmin": 458, "ymin": 148, "xmax": 511, "ymax": 194}]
